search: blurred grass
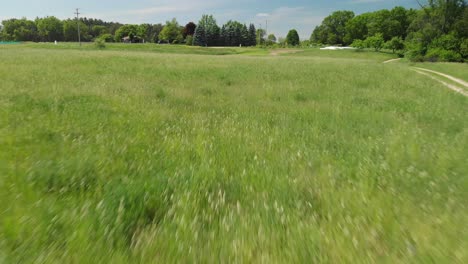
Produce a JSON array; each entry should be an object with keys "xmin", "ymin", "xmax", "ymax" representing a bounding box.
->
[
  {"xmin": 410, "ymin": 62, "xmax": 468, "ymax": 82},
  {"xmin": 0, "ymin": 46, "xmax": 467, "ymax": 263}
]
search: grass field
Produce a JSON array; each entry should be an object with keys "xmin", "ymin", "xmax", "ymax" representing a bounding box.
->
[
  {"xmin": 1, "ymin": 44, "xmax": 467, "ymax": 263},
  {"xmin": 410, "ymin": 62, "xmax": 468, "ymax": 82}
]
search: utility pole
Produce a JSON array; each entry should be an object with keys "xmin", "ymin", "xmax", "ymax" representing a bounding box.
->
[
  {"xmin": 75, "ymin": 8, "xmax": 81, "ymax": 46},
  {"xmin": 265, "ymin": 20, "xmax": 268, "ymax": 36}
]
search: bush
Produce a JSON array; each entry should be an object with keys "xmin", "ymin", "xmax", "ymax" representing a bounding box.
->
[
  {"xmin": 99, "ymin": 34, "xmax": 114, "ymax": 43},
  {"xmin": 430, "ymin": 34, "xmax": 460, "ymax": 51},
  {"xmin": 425, "ymin": 48, "xmax": 462, "ymax": 62},
  {"xmin": 404, "ymin": 40, "xmax": 426, "ymax": 62},
  {"xmin": 364, "ymin": 34, "xmax": 384, "ymax": 51},
  {"xmin": 351, "ymin": 39, "xmax": 366, "ymax": 50},
  {"xmin": 94, "ymin": 38, "xmax": 106, "ymax": 49},
  {"xmin": 460, "ymin": 38, "xmax": 468, "ymax": 59},
  {"xmin": 185, "ymin": 35, "xmax": 194, "ymax": 46},
  {"xmin": 385, "ymin": 37, "xmax": 405, "ymax": 53}
]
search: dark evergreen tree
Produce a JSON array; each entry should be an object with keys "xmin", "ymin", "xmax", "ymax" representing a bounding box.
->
[
  {"xmin": 193, "ymin": 23, "xmax": 207, "ymax": 46},
  {"xmin": 248, "ymin": 24, "xmax": 256, "ymax": 46},
  {"xmin": 193, "ymin": 15, "xmax": 219, "ymax": 46},
  {"xmin": 241, "ymin": 24, "xmax": 249, "ymax": 46},
  {"xmin": 286, "ymin": 29, "xmax": 300, "ymax": 46}
]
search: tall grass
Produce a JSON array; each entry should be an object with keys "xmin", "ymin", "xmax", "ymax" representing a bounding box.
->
[{"xmin": 0, "ymin": 47, "xmax": 467, "ymax": 263}]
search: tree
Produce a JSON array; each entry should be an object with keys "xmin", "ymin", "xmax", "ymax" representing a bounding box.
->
[
  {"xmin": 193, "ymin": 15, "xmax": 220, "ymax": 46},
  {"xmin": 114, "ymin": 24, "xmax": 138, "ymax": 42},
  {"xmin": 193, "ymin": 23, "xmax": 207, "ymax": 46},
  {"xmin": 137, "ymin": 24, "xmax": 152, "ymax": 42},
  {"xmin": 151, "ymin": 24, "xmax": 164, "ymax": 43},
  {"xmin": 351, "ymin": 39, "xmax": 366, "ymax": 50},
  {"xmin": 91, "ymin": 25, "xmax": 108, "ymax": 38},
  {"xmin": 256, "ymin": 28, "xmax": 266, "ymax": 45},
  {"xmin": 248, "ymin": 24, "xmax": 256, "ymax": 46},
  {"xmin": 310, "ymin": 11, "xmax": 354, "ymax": 45},
  {"xmin": 63, "ymin": 19, "xmax": 90, "ymax": 42},
  {"xmin": 423, "ymin": 0, "xmax": 467, "ymax": 34},
  {"xmin": 364, "ymin": 33, "xmax": 384, "ymax": 51},
  {"xmin": 385, "ymin": 36, "xmax": 405, "ymax": 53},
  {"xmin": 286, "ymin": 29, "xmax": 300, "ymax": 46},
  {"xmin": 460, "ymin": 38, "xmax": 468, "ymax": 59},
  {"xmin": 183, "ymin": 22, "xmax": 196, "ymax": 37},
  {"xmin": 159, "ymin": 18, "xmax": 183, "ymax": 43},
  {"xmin": 220, "ymin": 20, "xmax": 250, "ymax": 46},
  {"xmin": 1, "ymin": 18, "xmax": 38, "ymax": 41},
  {"xmin": 36, "ymin": 16, "xmax": 63, "ymax": 42},
  {"xmin": 268, "ymin": 34, "xmax": 277, "ymax": 43},
  {"xmin": 344, "ymin": 13, "xmax": 370, "ymax": 44}
]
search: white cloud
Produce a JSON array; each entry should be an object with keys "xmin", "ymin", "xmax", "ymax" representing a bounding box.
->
[{"xmin": 256, "ymin": 13, "xmax": 270, "ymax": 17}]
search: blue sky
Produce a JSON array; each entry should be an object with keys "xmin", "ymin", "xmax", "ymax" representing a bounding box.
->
[{"xmin": 1, "ymin": 0, "xmax": 419, "ymax": 38}]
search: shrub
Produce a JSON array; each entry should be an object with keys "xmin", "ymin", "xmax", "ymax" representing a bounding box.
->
[
  {"xmin": 430, "ymin": 34, "xmax": 460, "ymax": 51},
  {"xmin": 404, "ymin": 40, "xmax": 426, "ymax": 62},
  {"xmin": 185, "ymin": 35, "xmax": 194, "ymax": 46},
  {"xmin": 94, "ymin": 38, "xmax": 106, "ymax": 49},
  {"xmin": 425, "ymin": 48, "xmax": 462, "ymax": 62},
  {"xmin": 385, "ymin": 37, "xmax": 405, "ymax": 53},
  {"xmin": 364, "ymin": 34, "xmax": 384, "ymax": 51},
  {"xmin": 460, "ymin": 39, "xmax": 468, "ymax": 59},
  {"xmin": 351, "ymin": 39, "xmax": 366, "ymax": 50},
  {"xmin": 99, "ymin": 34, "xmax": 114, "ymax": 43}
]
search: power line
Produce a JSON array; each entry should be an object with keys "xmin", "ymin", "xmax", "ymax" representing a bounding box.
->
[{"xmin": 74, "ymin": 8, "xmax": 81, "ymax": 46}]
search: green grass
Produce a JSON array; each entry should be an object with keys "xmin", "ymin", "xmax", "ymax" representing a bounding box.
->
[
  {"xmin": 287, "ymin": 48, "xmax": 398, "ymax": 62},
  {"xmin": 410, "ymin": 62, "xmax": 468, "ymax": 82},
  {"xmin": 7, "ymin": 42, "xmax": 246, "ymax": 55},
  {"xmin": 0, "ymin": 45, "xmax": 467, "ymax": 263}
]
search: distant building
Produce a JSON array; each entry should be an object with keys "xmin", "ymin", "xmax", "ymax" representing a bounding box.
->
[{"xmin": 121, "ymin": 36, "xmax": 144, "ymax": 44}]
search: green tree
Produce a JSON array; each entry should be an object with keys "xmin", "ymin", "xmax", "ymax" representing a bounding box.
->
[
  {"xmin": 91, "ymin": 25, "xmax": 108, "ymax": 38},
  {"xmin": 193, "ymin": 15, "xmax": 220, "ymax": 46},
  {"xmin": 220, "ymin": 21, "xmax": 249, "ymax": 46},
  {"xmin": 114, "ymin": 24, "xmax": 138, "ymax": 42},
  {"xmin": 36, "ymin": 16, "xmax": 63, "ymax": 42},
  {"xmin": 63, "ymin": 19, "xmax": 90, "ymax": 42},
  {"xmin": 159, "ymin": 18, "xmax": 183, "ymax": 43},
  {"xmin": 248, "ymin": 24, "xmax": 256, "ymax": 46},
  {"xmin": 151, "ymin": 24, "xmax": 164, "ymax": 43},
  {"xmin": 286, "ymin": 29, "xmax": 300, "ymax": 46},
  {"xmin": 364, "ymin": 33, "xmax": 384, "ymax": 51},
  {"xmin": 351, "ymin": 39, "xmax": 366, "ymax": 50},
  {"xmin": 193, "ymin": 23, "xmax": 206, "ymax": 46},
  {"xmin": 1, "ymin": 18, "xmax": 38, "ymax": 41},
  {"xmin": 310, "ymin": 11, "xmax": 354, "ymax": 45},
  {"xmin": 137, "ymin": 24, "xmax": 154, "ymax": 42},
  {"xmin": 344, "ymin": 13, "xmax": 370, "ymax": 44},
  {"xmin": 385, "ymin": 36, "xmax": 405, "ymax": 53},
  {"xmin": 267, "ymin": 34, "xmax": 277, "ymax": 45},
  {"xmin": 460, "ymin": 38, "xmax": 468, "ymax": 59},
  {"xmin": 256, "ymin": 28, "xmax": 266, "ymax": 46}
]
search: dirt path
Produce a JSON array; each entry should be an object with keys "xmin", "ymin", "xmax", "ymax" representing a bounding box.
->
[
  {"xmin": 383, "ymin": 58, "xmax": 401, "ymax": 64},
  {"xmin": 413, "ymin": 69, "xmax": 468, "ymax": 97},
  {"xmin": 270, "ymin": 49, "xmax": 303, "ymax": 56},
  {"xmin": 413, "ymin": 67, "xmax": 468, "ymax": 88}
]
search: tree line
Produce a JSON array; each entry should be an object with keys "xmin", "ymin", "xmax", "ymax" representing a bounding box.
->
[
  {"xmin": 311, "ymin": 0, "xmax": 468, "ymax": 62},
  {"xmin": 0, "ymin": 14, "xmax": 301, "ymax": 47}
]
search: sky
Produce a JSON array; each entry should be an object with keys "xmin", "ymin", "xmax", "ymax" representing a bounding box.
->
[{"xmin": 1, "ymin": 0, "xmax": 420, "ymax": 38}]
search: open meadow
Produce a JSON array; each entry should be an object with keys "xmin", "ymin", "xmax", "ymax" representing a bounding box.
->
[{"xmin": 0, "ymin": 44, "xmax": 467, "ymax": 263}]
